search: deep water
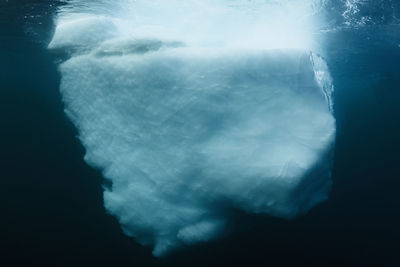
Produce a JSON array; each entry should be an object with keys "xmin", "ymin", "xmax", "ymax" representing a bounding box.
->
[{"xmin": 1, "ymin": 1, "xmax": 400, "ymax": 266}]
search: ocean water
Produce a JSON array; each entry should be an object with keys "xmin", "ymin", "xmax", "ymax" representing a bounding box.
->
[{"xmin": 1, "ymin": 0, "xmax": 400, "ymax": 266}]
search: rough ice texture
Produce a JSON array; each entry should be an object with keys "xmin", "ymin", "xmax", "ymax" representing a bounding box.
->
[{"xmin": 50, "ymin": 1, "xmax": 335, "ymax": 257}]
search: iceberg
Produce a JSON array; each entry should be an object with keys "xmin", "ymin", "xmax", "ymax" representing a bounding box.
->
[{"xmin": 50, "ymin": 0, "xmax": 335, "ymax": 256}]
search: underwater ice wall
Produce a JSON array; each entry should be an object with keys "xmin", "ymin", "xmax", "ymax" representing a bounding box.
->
[{"xmin": 50, "ymin": 0, "xmax": 336, "ymax": 256}]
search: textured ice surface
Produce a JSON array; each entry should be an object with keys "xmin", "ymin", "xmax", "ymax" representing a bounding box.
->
[{"xmin": 50, "ymin": 0, "xmax": 336, "ymax": 256}]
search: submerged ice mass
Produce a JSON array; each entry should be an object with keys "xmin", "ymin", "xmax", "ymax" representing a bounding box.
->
[{"xmin": 50, "ymin": 0, "xmax": 336, "ymax": 256}]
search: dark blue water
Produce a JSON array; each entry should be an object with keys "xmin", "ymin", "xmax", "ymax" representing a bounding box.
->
[{"xmin": 1, "ymin": 1, "xmax": 400, "ymax": 266}]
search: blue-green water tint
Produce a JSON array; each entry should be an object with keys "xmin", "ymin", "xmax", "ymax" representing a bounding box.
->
[{"xmin": 1, "ymin": 0, "xmax": 400, "ymax": 266}]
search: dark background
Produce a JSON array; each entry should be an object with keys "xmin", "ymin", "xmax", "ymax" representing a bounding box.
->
[{"xmin": 1, "ymin": 1, "xmax": 400, "ymax": 266}]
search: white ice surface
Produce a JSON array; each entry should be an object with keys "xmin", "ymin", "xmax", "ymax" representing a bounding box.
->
[{"xmin": 50, "ymin": 0, "xmax": 335, "ymax": 256}]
